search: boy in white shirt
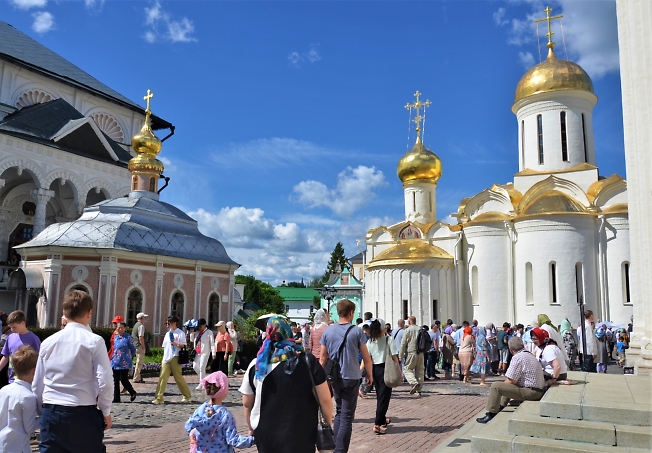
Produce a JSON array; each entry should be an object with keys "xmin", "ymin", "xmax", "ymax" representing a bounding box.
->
[{"xmin": 0, "ymin": 345, "xmax": 39, "ymax": 453}]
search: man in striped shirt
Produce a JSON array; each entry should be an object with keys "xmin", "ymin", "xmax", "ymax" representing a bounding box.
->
[{"xmin": 477, "ymin": 336, "xmax": 545, "ymax": 423}]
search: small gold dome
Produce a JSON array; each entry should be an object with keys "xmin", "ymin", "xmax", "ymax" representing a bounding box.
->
[
  {"xmin": 514, "ymin": 49, "xmax": 594, "ymax": 104},
  {"xmin": 131, "ymin": 122, "xmax": 162, "ymax": 156},
  {"xmin": 397, "ymin": 140, "xmax": 442, "ymax": 184}
]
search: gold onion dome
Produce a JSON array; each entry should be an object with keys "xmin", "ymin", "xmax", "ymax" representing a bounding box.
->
[
  {"xmin": 397, "ymin": 138, "xmax": 442, "ymax": 184},
  {"xmin": 128, "ymin": 90, "xmax": 164, "ymax": 174},
  {"xmin": 514, "ymin": 48, "xmax": 594, "ymax": 104}
]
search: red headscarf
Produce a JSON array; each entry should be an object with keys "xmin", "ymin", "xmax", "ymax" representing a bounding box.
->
[
  {"xmin": 463, "ymin": 326, "xmax": 473, "ymax": 340},
  {"xmin": 531, "ymin": 327, "xmax": 549, "ymax": 345}
]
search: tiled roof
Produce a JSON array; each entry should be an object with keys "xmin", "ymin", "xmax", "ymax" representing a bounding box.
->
[{"xmin": 275, "ymin": 287, "xmax": 321, "ymax": 301}]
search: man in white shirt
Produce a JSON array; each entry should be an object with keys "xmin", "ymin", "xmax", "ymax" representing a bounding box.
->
[
  {"xmin": 33, "ymin": 290, "xmax": 113, "ymax": 452},
  {"xmin": 578, "ymin": 310, "xmax": 598, "ymax": 372}
]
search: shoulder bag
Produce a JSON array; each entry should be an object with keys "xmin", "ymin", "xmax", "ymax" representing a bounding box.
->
[
  {"xmin": 305, "ymin": 355, "xmax": 335, "ymax": 452},
  {"xmin": 323, "ymin": 325, "xmax": 355, "ymax": 383},
  {"xmin": 383, "ymin": 337, "xmax": 402, "ymax": 388},
  {"xmin": 178, "ymin": 346, "xmax": 190, "ymax": 365}
]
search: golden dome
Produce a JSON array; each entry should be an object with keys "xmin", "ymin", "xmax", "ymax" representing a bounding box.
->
[
  {"xmin": 514, "ymin": 49, "xmax": 594, "ymax": 104},
  {"xmin": 129, "ymin": 89, "xmax": 164, "ymax": 176},
  {"xmin": 131, "ymin": 120, "xmax": 162, "ymax": 156},
  {"xmin": 397, "ymin": 139, "xmax": 442, "ymax": 184},
  {"xmin": 367, "ymin": 241, "xmax": 452, "ymax": 269},
  {"xmin": 520, "ymin": 190, "xmax": 587, "ymax": 216}
]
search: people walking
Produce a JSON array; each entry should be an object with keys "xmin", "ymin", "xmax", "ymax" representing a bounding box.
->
[
  {"xmin": 441, "ymin": 329, "xmax": 456, "ymax": 379},
  {"xmin": 111, "ymin": 322, "xmax": 137, "ymax": 403},
  {"xmin": 132, "ymin": 312, "xmax": 148, "ymax": 383},
  {"xmin": 471, "ymin": 326, "xmax": 488, "ymax": 386},
  {"xmin": 309, "ymin": 309, "xmax": 329, "ymax": 361},
  {"xmin": 400, "ymin": 316, "xmax": 424, "ymax": 395},
  {"xmin": 459, "ymin": 326, "xmax": 475, "ymax": 383},
  {"xmin": 0, "ymin": 310, "xmax": 41, "ymax": 384},
  {"xmin": 152, "ymin": 315, "xmax": 192, "ymax": 404},
  {"xmin": 193, "ymin": 319, "xmax": 215, "ymax": 389},
  {"xmin": 226, "ymin": 321, "xmax": 239, "ymax": 376},
  {"xmin": 211, "ymin": 321, "xmax": 233, "ymax": 375}
]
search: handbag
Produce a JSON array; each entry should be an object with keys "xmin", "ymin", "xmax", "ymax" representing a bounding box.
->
[
  {"xmin": 178, "ymin": 347, "xmax": 190, "ymax": 365},
  {"xmin": 305, "ymin": 355, "xmax": 335, "ymax": 452},
  {"xmin": 323, "ymin": 325, "xmax": 354, "ymax": 383},
  {"xmin": 383, "ymin": 337, "xmax": 402, "ymax": 388}
]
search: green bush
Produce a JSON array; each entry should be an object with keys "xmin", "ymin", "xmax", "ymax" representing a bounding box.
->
[
  {"xmin": 31, "ymin": 326, "xmax": 114, "ymax": 351},
  {"xmin": 240, "ymin": 339, "xmax": 259, "ymax": 361}
]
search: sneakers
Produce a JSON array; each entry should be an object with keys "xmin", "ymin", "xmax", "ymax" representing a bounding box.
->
[
  {"xmin": 409, "ymin": 383, "xmax": 419, "ymax": 394},
  {"xmin": 181, "ymin": 396, "xmax": 192, "ymax": 403},
  {"xmin": 151, "ymin": 399, "xmax": 163, "ymax": 405}
]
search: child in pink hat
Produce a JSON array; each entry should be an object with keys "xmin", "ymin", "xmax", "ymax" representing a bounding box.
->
[{"xmin": 185, "ymin": 371, "xmax": 253, "ymax": 453}]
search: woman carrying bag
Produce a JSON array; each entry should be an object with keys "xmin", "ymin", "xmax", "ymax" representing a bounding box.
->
[
  {"xmin": 365, "ymin": 318, "xmax": 399, "ymax": 435},
  {"xmin": 193, "ymin": 319, "xmax": 215, "ymax": 390}
]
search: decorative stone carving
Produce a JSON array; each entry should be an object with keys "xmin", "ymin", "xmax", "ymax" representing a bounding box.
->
[
  {"xmin": 211, "ymin": 277, "xmax": 219, "ymax": 291},
  {"xmin": 174, "ymin": 273, "xmax": 184, "ymax": 288},
  {"xmin": 130, "ymin": 269, "xmax": 143, "ymax": 285},
  {"xmin": 15, "ymin": 89, "xmax": 55, "ymax": 108},
  {"xmin": 91, "ymin": 113, "xmax": 124, "ymax": 143},
  {"xmin": 71, "ymin": 265, "xmax": 88, "ymax": 282}
]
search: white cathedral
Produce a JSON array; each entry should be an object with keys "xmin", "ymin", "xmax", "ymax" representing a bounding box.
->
[{"xmin": 364, "ymin": 28, "xmax": 631, "ymax": 328}]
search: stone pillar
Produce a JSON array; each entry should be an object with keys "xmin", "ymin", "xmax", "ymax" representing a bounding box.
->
[
  {"xmin": 615, "ymin": 0, "xmax": 652, "ymax": 375},
  {"xmin": 29, "ymin": 188, "xmax": 54, "ymax": 236}
]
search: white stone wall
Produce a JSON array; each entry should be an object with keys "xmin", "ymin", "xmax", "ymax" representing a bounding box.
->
[
  {"xmin": 403, "ymin": 182, "xmax": 437, "ymax": 223},
  {"xmin": 603, "ymin": 215, "xmax": 633, "ymax": 324}
]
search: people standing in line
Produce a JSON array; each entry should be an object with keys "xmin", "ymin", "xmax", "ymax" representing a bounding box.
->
[
  {"xmin": 33, "ymin": 290, "xmax": 113, "ymax": 452},
  {"xmin": 211, "ymin": 321, "xmax": 233, "ymax": 375},
  {"xmin": 400, "ymin": 316, "xmax": 424, "ymax": 395},
  {"xmin": 535, "ymin": 314, "xmax": 569, "ymax": 365},
  {"xmin": 485, "ymin": 323, "xmax": 499, "ymax": 374},
  {"xmin": 301, "ymin": 321, "xmax": 311, "ymax": 352},
  {"xmin": 471, "ymin": 319, "xmax": 479, "ymax": 337},
  {"xmin": 426, "ymin": 323, "xmax": 441, "ymax": 380},
  {"xmin": 320, "ymin": 299, "xmax": 372, "ymax": 453},
  {"xmin": 226, "ymin": 321, "xmax": 239, "ymax": 377},
  {"xmin": 453, "ymin": 321, "xmax": 469, "ymax": 379},
  {"xmin": 444, "ymin": 319, "xmax": 453, "ymax": 335},
  {"xmin": 496, "ymin": 322, "xmax": 510, "ymax": 376},
  {"xmin": 193, "ymin": 319, "xmax": 215, "ymax": 389},
  {"xmin": 365, "ymin": 318, "xmax": 398, "ymax": 435},
  {"xmin": 186, "ymin": 371, "xmax": 254, "ymax": 453},
  {"xmin": 459, "ymin": 326, "xmax": 475, "ymax": 383},
  {"xmin": 472, "ymin": 326, "xmax": 489, "ymax": 386},
  {"xmin": 392, "ymin": 319, "xmax": 406, "ymax": 382},
  {"xmin": 578, "ymin": 310, "xmax": 598, "ymax": 372},
  {"xmin": 595, "ymin": 325, "xmax": 609, "ymax": 374},
  {"xmin": 559, "ymin": 319, "xmax": 577, "ymax": 370},
  {"xmin": 152, "ymin": 315, "xmax": 192, "ymax": 404},
  {"xmin": 616, "ymin": 335, "xmax": 629, "ymax": 367},
  {"xmin": 309, "ymin": 309, "xmax": 329, "ymax": 361},
  {"xmin": 111, "ymin": 322, "xmax": 137, "ymax": 403},
  {"xmin": 0, "ymin": 310, "xmax": 41, "ymax": 384},
  {"xmin": 290, "ymin": 322, "xmax": 303, "ymax": 344},
  {"xmin": 0, "ymin": 345, "xmax": 39, "ymax": 453},
  {"xmin": 132, "ymin": 312, "xmax": 148, "ymax": 383},
  {"xmin": 0, "ymin": 313, "xmax": 10, "ymax": 389},
  {"xmin": 241, "ymin": 316, "xmax": 332, "ymax": 453},
  {"xmin": 441, "ymin": 328, "xmax": 456, "ymax": 379}
]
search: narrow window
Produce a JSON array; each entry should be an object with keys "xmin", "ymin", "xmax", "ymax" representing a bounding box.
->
[
  {"xmin": 432, "ymin": 299, "xmax": 438, "ymax": 320},
  {"xmin": 581, "ymin": 113, "xmax": 588, "ymax": 163},
  {"xmin": 171, "ymin": 291, "xmax": 184, "ymax": 320},
  {"xmin": 208, "ymin": 294, "xmax": 219, "ymax": 327},
  {"xmin": 149, "ymin": 177, "xmax": 156, "ymax": 192},
  {"xmin": 537, "ymin": 114, "xmax": 544, "ymax": 164},
  {"xmin": 412, "ymin": 192, "xmax": 416, "ymax": 212},
  {"xmin": 402, "ymin": 300, "xmax": 408, "ymax": 320},
  {"xmin": 624, "ymin": 262, "xmax": 631, "ymax": 303},
  {"xmin": 429, "ymin": 192, "xmax": 432, "ymax": 212},
  {"xmin": 521, "ymin": 120, "xmax": 525, "ymax": 165},
  {"xmin": 471, "ymin": 266, "xmax": 479, "ymax": 305},
  {"xmin": 560, "ymin": 111, "xmax": 568, "ymax": 161},
  {"xmin": 127, "ymin": 289, "xmax": 143, "ymax": 326},
  {"xmin": 132, "ymin": 175, "xmax": 138, "ymax": 191},
  {"xmin": 550, "ymin": 262, "xmax": 558, "ymax": 304},
  {"xmin": 575, "ymin": 263, "xmax": 584, "ymax": 304},
  {"xmin": 525, "ymin": 262, "xmax": 533, "ymax": 305}
]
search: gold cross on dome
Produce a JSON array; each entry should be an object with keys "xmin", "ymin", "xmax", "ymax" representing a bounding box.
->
[
  {"xmin": 144, "ymin": 89, "xmax": 154, "ymax": 113},
  {"xmin": 534, "ymin": 6, "xmax": 563, "ymax": 49},
  {"xmin": 405, "ymin": 90, "xmax": 432, "ymax": 143}
]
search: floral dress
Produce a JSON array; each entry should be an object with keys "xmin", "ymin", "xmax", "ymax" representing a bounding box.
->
[
  {"xmin": 471, "ymin": 336, "xmax": 487, "ymax": 374},
  {"xmin": 185, "ymin": 403, "xmax": 254, "ymax": 453}
]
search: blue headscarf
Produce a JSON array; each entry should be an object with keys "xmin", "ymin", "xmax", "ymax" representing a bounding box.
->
[
  {"xmin": 255, "ymin": 316, "xmax": 304, "ymax": 380},
  {"xmin": 476, "ymin": 327, "xmax": 487, "ymax": 350}
]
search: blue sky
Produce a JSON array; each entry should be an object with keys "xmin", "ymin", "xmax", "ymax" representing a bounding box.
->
[{"xmin": 2, "ymin": 0, "xmax": 624, "ymax": 284}]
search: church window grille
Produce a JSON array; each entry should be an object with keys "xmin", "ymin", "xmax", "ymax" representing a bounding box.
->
[
  {"xmin": 471, "ymin": 266, "xmax": 479, "ymax": 306},
  {"xmin": 171, "ymin": 291, "xmax": 184, "ymax": 320},
  {"xmin": 402, "ymin": 300, "xmax": 408, "ymax": 320},
  {"xmin": 560, "ymin": 111, "xmax": 568, "ymax": 161},
  {"xmin": 550, "ymin": 262, "xmax": 558, "ymax": 304},
  {"xmin": 127, "ymin": 289, "xmax": 143, "ymax": 326},
  {"xmin": 537, "ymin": 115, "xmax": 544, "ymax": 164},
  {"xmin": 575, "ymin": 263, "xmax": 584, "ymax": 305},
  {"xmin": 208, "ymin": 294, "xmax": 219, "ymax": 327},
  {"xmin": 521, "ymin": 120, "xmax": 525, "ymax": 166},
  {"xmin": 525, "ymin": 263, "xmax": 533, "ymax": 305},
  {"xmin": 623, "ymin": 262, "xmax": 631, "ymax": 304},
  {"xmin": 581, "ymin": 113, "xmax": 588, "ymax": 163}
]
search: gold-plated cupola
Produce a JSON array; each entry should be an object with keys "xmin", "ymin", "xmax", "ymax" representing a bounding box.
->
[{"xmin": 128, "ymin": 89, "xmax": 165, "ymax": 193}]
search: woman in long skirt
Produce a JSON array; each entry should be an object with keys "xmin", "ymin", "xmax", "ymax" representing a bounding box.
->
[
  {"xmin": 471, "ymin": 327, "xmax": 488, "ymax": 386},
  {"xmin": 458, "ymin": 326, "xmax": 475, "ymax": 383}
]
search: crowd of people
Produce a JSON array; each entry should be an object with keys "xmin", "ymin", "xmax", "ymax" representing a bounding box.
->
[{"xmin": 0, "ymin": 291, "xmax": 634, "ymax": 452}]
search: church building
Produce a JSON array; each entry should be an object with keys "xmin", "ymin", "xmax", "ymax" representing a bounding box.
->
[{"xmin": 365, "ymin": 11, "xmax": 631, "ymax": 328}]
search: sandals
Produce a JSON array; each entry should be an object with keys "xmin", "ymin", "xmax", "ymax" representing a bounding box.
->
[{"xmin": 373, "ymin": 425, "xmax": 387, "ymax": 435}]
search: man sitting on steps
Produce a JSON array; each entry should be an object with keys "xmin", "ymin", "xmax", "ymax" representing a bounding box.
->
[{"xmin": 476, "ymin": 336, "xmax": 545, "ymax": 424}]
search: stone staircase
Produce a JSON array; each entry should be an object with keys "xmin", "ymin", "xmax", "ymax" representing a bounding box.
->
[{"xmin": 469, "ymin": 371, "xmax": 652, "ymax": 452}]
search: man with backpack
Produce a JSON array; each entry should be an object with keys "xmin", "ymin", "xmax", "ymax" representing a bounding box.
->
[{"xmin": 400, "ymin": 316, "xmax": 425, "ymax": 396}]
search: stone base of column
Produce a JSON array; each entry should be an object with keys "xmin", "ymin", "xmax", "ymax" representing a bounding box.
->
[{"xmin": 634, "ymin": 334, "xmax": 652, "ymax": 376}]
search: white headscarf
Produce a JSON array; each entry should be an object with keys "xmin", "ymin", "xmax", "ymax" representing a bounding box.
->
[{"xmin": 312, "ymin": 309, "xmax": 327, "ymax": 328}]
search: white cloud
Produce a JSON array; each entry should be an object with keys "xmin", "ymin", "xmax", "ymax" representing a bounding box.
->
[
  {"xmin": 159, "ymin": 156, "xmax": 177, "ymax": 172},
  {"xmin": 288, "ymin": 46, "xmax": 321, "ymax": 68},
  {"xmin": 518, "ymin": 51, "xmax": 535, "ymax": 69},
  {"xmin": 31, "ymin": 11, "xmax": 54, "ymax": 34},
  {"xmin": 293, "ymin": 165, "xmax": 387, "ymax": 217},
  {"xmin": 288, "ymin": 52, "xmax": 302, "ymax": 67},
  {"xmin": 493, "ymin": 7, "xmax": 509, "ymax": 26},
  {"xmin": 10, "ymin": 0, "xmax": 46, "ymax": 10},
  {"xmin": 143, "ymin": 1, "xmax": 197, "ymax": 44},
  {"xmin": 84, "ymin": 0, "xmax": 105, "ymax": 11}
]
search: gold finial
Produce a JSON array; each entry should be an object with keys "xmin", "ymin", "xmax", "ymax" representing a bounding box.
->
[
  {"xmin": 404, "ymin": 91, "xmax": 431, "ymax": 144},
  {"xmin": 534, "ymin": 6, "xmax": 563, "ymax": 50},
  {"xmin": 144, "ymin": 89, "xmax": 154, "ymax": 112}
]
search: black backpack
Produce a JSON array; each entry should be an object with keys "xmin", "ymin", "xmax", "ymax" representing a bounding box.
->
[{"xmin": 416, "ymin": 327, "xmax": 432, "ymax": 354}]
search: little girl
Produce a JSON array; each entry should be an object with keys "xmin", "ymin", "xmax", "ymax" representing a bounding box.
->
[{"xmin": 185, "ymin": 371, "xmax": 254, "ymax": 453}]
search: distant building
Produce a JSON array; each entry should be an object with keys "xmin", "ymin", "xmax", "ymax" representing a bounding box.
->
[
  {"xmin": 320, "ymin": 266, "xmax": 363, "ymax": 322},
  {"xmin": 275, "ymin": 287, "xmax": 320, "ymax": 323}
]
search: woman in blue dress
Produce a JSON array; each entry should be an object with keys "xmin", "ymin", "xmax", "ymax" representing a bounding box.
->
[{"xmin": 471, "ymin": 327, "xmax": 488, "ymax": 386}]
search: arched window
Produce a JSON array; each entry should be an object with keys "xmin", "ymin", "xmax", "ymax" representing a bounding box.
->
[
  {"xmin": 537, "ymin": 114, "xmax": 544, "ymax": 164},
  {"xmin": 412, "ymin": 192, "xmax": 416, "ymax": 212},
  {"xmin": 171, "ymin": 291, "xmax": 184, "ymax": 320},
  {"xmin": 132, "ymin": 175, "xmax": 138, "ymax": 191},
  {"xmin": 525, "ymin": 262, "xmax": 533, "ymax": 305},
  {"xmin": 550, "ymin": 262, "xmax": 558, "ymax": 304},
  {"xmin": 208, "ymin": 293, "xmax": 219, "ymax": 327},
  {"xmin": 71, "ymin": 285, "xmax": 88, "ymax": 293},
  {"xmin": 581, "ymin": 113, "xmax": 588, "ymax": 163},
  {"xmin": 471, "ymin": 266, "xmax": 479, "ymax": 305},
  {"xmin": 521, "ymin": 120, "xmax": 525, "ymax": 165},
  {"xmin": 575, "ymin": 263, "xmax": 584, "ymax": 304},
  {"xmin": 149, "ymin": 177, "xmax": 156, "ymax": 192},
  {"xmin": 560, "ymin": 111, "xmax": 568, "ymax": 161},
  {"xmin": 623, "ymin": 262, "xmax": 631, "ymax": 304},
  {"xmin": 127, "ymin": 289, "xmax": 143, "ymax": 326}
]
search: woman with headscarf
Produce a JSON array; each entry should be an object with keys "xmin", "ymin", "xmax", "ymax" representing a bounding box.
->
[
  {"xmin": 308, "ymin": 308, "xmax": 329, "ymax": 361},
  {"xmin": 535, "ymin": 314, "xmax": 569, "ymax": 365},
  {"xmin": 485, "ymin": 323, "xmax": 499, "ymax": 374},
  {"xmin": 239, "ymin": 316, "xmax": 332, "ymax": 452},
  {"xmin": 226, "ymin": 321, "xmax": 239, "ymax": 377},
  {"xmin": 471, "ymin": 327, "xmax": 488, "ymax": 386},
  {"xmin": 441, "ymin": 328, "xmax": 456, "ymax": 379},
  {"xmin": 595, "ymin": 325, "xmax": 609, "ymax": 373},
  {"xmin": 560, "ymin": 319, "xmax": 577, "ymax": 370},
  {"xmin": 458, "ymin": 326, "xmax": 475, "ymax": 383},
  {"xmin": 530, "ymin": 327, "xmax": 568, "ymax": 382}
]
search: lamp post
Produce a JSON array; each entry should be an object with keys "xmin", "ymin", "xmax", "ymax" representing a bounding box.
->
[{"xmin": 318, "ymin": 286, "xmax": 337, "ymax": 315}]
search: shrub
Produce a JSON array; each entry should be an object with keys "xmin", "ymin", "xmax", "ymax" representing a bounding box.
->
[{"xmin": 31, "ymin": 326, "xmax": 114, "ymax": 351}]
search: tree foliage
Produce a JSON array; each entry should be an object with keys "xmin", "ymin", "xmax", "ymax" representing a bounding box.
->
[
  {"xmin": 320, "ymin": 242, "xmax": 346, "ymax": 284},
  {"xmin": 235, "ymin": 275, "xmax": 285, "ymax": 314}
]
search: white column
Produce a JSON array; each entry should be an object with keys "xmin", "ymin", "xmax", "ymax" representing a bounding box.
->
[{"xmin": 29, "ymin": 188, "xmax": 54, "ymax": 236}]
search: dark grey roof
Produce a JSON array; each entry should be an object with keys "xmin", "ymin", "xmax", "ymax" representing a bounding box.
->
[
  {"xmin": 16, "ymin": 195, "xmax": 239, "ymax": 266},
  {"xmin": 0, "ymin": 20, "xmax": 171, "ymax": 131},
  {"xmin": 0, "ymin": 99, "xmax": 132, "ymax": 165}
]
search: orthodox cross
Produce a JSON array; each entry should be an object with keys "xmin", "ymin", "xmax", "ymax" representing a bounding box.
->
[
  {"xmin": 144, "ymin": 89, "xmax": 154, "ymax": 113},
  {"xmin": 404, "ymin": 90, "xmax": 431, "ymax": 142},
  {"xmin": 534, "ymin": 6, "xmax": 563, "ymax": 49}
]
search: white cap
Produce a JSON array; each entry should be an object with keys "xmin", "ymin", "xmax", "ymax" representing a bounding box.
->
[{"xmin": 136, "ymin": 312, "xmax": 149, "ymax": 319}]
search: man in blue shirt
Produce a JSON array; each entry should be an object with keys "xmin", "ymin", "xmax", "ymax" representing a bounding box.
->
[
  {"xmin": 426, "ymin": 323, "xmax": 441, "ymax": 380},
  {"xmin": 497, "ymin": 322, "xmax": 511, "ymax": 376},
  {"xmin": 392, "ymin": 319, "xmax": 406, "ymax": 383}
]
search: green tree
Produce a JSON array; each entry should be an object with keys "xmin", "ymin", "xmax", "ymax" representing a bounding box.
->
[
  {"xmin": 320, "ymin": 242, "xmax": 346, "ymax": 284},
  {"xmin": 235, "ymin": 275, "xmax": 286, "ymax": 314}
]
